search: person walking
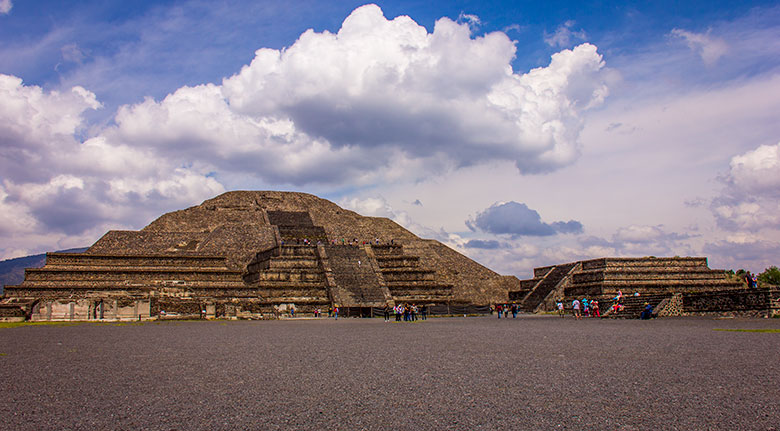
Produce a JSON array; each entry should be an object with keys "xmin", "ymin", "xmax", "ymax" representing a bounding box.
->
[
  {"xmin": 511, "ymin": 303, "xmax": 518, "ymax": 319},
  {"xmin": 496, "ymin": 304, "xmax": 502, "ymax": 319},
  {"xmin": 333, "ymin": 305, "xmax": 339, "ymax": 320},
  {"xmin": 556, "ymin": 300, "xmax": 565, "ymax": 318},
  {"xmin": 572, "ymin": 299, "xmax": 581, "ymax": 320},
  {"xmin": 383, "ymin": 304, "xmax": 390, "ymax": 322}
]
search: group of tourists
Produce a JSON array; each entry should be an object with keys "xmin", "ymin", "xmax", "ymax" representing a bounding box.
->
[
  {"xmin": 562, "ymin": 297, "xmax": 601, "ymax": 320},
  {"xmin": 386, "ymin": 303, "xmax": 427, "ymax": 322},
  {"xmin": 492, "ymin": 303, "xmax": 519, "ymax": 319}
]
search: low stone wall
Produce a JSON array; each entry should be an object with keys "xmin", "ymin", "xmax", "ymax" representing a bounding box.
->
[{"xmin": 681, "ymin": 288, "xmax": 778, "ymax": 317}]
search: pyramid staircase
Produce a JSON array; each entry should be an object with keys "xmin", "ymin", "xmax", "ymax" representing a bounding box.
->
[
  {"xmin": 371, "ymin": 244, "xmax": 453, "ymax": 304},
  {"xmin": 325, "ymin": 245, "xmax": 388, "ymax": 307},
  {"xmin": 243, "ymin": 244, "xmax": 331, "ymax": 312},
  {"xmin": 516, "ymin": 263, "xmax": 578, "ymax": 312}
]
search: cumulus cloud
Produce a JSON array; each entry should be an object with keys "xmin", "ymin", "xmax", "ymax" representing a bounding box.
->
[
  {"xmin": 466, "ymin": 201, "xmax": 583, "ymax": 237},
  {"xmin": 0, "ymin": 0, "xmax": 11, "ymax": 14},
  {"xmin": 671, "ymin": 28, "xmax": 728, "ymax": 65},
  {"xmin": 703, "ymin": 235, "xmax": 780, "ymax": 272},
  {"xmin": 0, "ymin": 4, "xmax": 609, "ymax": 258},
  {"xmin": 711, "ymin": 142, "xmax": 780, "ymax": 231},
  {"xmin": 544, "ymin": 21, "xmax": 587, "ymax": 48},
  {"xmin": 0, "ymin": 75, "xmax": 225, "ymax": 258},
  {"xmin": 105, "ymin": 4, "xmax": 608, "ymax": 184}
]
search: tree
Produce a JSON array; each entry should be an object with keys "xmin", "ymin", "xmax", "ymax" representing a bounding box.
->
[{"xmin": 758, "ymin": 266, "xmax": 780, "ymax": 286}]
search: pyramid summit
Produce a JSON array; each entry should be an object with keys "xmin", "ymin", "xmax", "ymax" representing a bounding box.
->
[{"xmin": 2, "ymin": 191, "xmax": 517, "ymax": 320}]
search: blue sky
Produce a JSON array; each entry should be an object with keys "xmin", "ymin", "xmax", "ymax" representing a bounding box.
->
[{"xmin": 1, "ymin": 0, "xmax": 779, "ymax": 277}]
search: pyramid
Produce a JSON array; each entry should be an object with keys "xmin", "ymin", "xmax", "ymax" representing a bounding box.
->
[{"xmin": 2, "ymin": 191, "xmax": 517, "ymax": 320}]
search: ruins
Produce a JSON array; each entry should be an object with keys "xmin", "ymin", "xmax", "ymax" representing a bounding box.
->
[
  {"xmin": 511, "ymin": 257, "xmax": 779, "ymax": 317},
  {"xmin": 1, "ymin": 191, "xmax": 517, "ymax": 321},
  {"xmin": 2, "ymin": 191, "xmax": 777, "ymax": 321}
]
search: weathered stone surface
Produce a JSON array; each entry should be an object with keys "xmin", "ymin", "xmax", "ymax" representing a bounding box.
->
[
  {"xmin": 2, "ymin": 191, "xmax": 516, "ymax": 320},
  {"xmin": 513, "ymin": 256, "xmax": 766, "ymax": 317}
]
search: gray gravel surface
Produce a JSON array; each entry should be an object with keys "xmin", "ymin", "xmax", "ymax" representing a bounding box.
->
[{"xmin": 1, "ymin": 315, "xmax": 778, "ymax": 430}]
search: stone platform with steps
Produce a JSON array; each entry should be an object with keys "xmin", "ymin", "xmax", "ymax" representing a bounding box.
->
[{"xmin": 511, "ymin": 257, "xmax": 746, "ymax": 316}]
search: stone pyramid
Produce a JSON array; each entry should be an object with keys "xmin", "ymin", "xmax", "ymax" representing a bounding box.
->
[{"xmin": 2, "ymin": 191, "xmax": 517, "ymax": 320}]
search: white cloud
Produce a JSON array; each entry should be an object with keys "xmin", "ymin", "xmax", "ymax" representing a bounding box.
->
[
  {"xmin": 711, "ymin": 142, "xmax": 780, "ymax": 231},
  {"xmin": 0, "ymin": 0, "xmax": 11, "ymax": 15},
  {"xmin": 544, "ymin": 20, "xmax": 587, "ymax": 48},
  {"xmin": 457, "ymin": 12, "xmax": 481, "ymax": 31},
  {"xmin": 725, "ymin": 142, "xmax": 780, "ymax": 197},
  {"xmin": 0, "ymin": 75, "xmax": 226, "ymax": 258},
  {"xmin": 670, "ymin": 28, "xmax": 728, "ymax": 65},
  {"xmin": 137, "ymin": 4, "xmax": 606, "ymax": 181}
]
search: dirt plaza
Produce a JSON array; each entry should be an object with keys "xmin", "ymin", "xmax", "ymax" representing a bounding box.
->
[{"xmin": 1, "ymin": 315, "xmax": 778, "ymax": 430}]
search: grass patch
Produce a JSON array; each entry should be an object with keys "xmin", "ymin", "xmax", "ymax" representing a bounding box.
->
[
  {"xmin": 714, "ymin": 328, "xmax": 780, "ymax": 333},
  {"xmin": 0, "ymin": 321, "xmax": 82, "ymax": 329}
]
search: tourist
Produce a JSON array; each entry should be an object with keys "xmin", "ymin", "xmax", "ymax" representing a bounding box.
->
[
  {"xmin": 572, "ymin": 299, "xmax": 581, "ymax": 320},
  {"xmin": 383, "ymin": 304, "xmax": 390, "ymax": 322},
  {"xmin": 496, "ymin": 303, "xmax": 502, "ymax": 319},
  {"xmin": 582, "ymin": 298, "xmax": 589, "ymax": 317},
  {"xmin": 333, "ymin": 306, "xmax": 339, "ymax": 320},
  {"xmin": 752, "ymin": 274, "xmax": 758, "ymax": 288},
  {"xmin": 591, "ymin": 300, "xmax": 600, "ymax": 318},
  {"xmin": 504, "ymin": 304, "xmax": 509, "ymax": 319},
  {"xmin": 640, "ymin": 302, "xmax": 653, "ymax": 320},
  {"xmin": 395, "ymin": 305, "xmax": 402, "ymax": 322},
  {"xmin": 420, "ymin": 304, "xmax": 428, "ymax": 320},
  {"xmin": 556, "ymin": 300, "xmax": 564, "ymax": 318},
  {"xmin": 290, "ymin": 305, "xmax": 295, "ymax": 318},
  {"xmin": 511, "ymin": 303, "xmax": 518, "ymax": 319},
  {"xmin": 411, "ymin": 304, "xmax": 418, "ymax": 321}
]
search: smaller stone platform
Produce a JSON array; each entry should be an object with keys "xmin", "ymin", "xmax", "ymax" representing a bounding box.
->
[{"xmin": 512, "ymin": 257, "xmax": 745, "ymax": 314}]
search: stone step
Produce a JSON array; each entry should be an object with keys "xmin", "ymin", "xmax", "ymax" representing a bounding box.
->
[
  {"xmin": 385, "ymin": 280, "xmax": 453, "ymax": 289},
  {"xmin": 573, "ymin": 270, "xmax": 735, "ymax": 283},
  {"xmin": 27, "ymin": 265, "xmax": 235, "ymax": 273},
  {"xmin": 250, "ymin": 277, "xmax": 327, "ymax": 287},
  {"xmin": 369, "ymin": 244, "xmax": 404, "ymax": 255},
  {"xmin": 42, "ymin": 253, "xmax": 228, "ymax": 268},
  {"xmin": 581, "ymin": 258, "xmax": 709, "ymax": 271},
  {"xmin": 375, "ymin": 256, "xmax": 420, "ymax": 267},
  {"xmin": 570, "ymin": 279, "xmax": 743, "ymax": 290},
  {"xmin": 249, "ymin": 270, "xmax": 325, "ymax": 283},
  {"xmin": 268, "ymin": 258, "xmax": 319, "ymax": 269},
  {"xmin": 380, "ymin": 269, "xmax": 436, "ymax": 282},
  {"xmin": 24, "ymin": 269, "xmax": 244, "ymax": 282},
  {"xmin": 278, "ymin": 246, "xmax": 318, "ymax": 257},
  {"xmin": 11, "ymin": 280, "xmax": 247, "ymax": 289}
]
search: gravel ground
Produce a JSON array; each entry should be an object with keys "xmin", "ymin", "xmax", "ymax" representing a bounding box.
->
[{"xmin": 1, "ymin": 315, "xmax": 778, "ymax": 430}]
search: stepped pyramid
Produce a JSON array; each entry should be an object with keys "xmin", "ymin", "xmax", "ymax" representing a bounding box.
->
[
  {"xmin": 2, "ymin": 191, "xmax": 516, "ymax": 321},
  {"xmin": 510, "ymin": 257, "xmax": 744, "ymax": 313}
]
